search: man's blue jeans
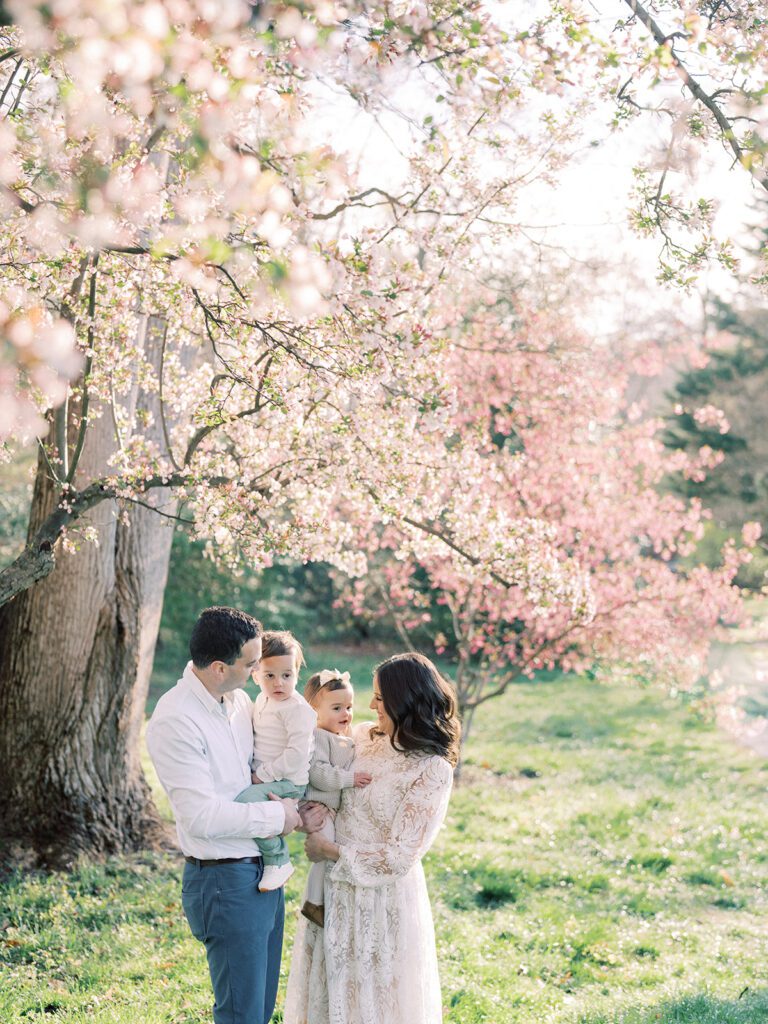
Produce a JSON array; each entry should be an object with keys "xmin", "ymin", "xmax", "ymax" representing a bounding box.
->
[{"xmin": 181, "ymin": 858, "xmax": 284, "ymax": 1024}]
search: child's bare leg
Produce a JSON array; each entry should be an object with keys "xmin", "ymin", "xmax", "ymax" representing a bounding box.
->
[{"xmin": 302, "ymin": 811, "xmax": 335, "ymax": 927}]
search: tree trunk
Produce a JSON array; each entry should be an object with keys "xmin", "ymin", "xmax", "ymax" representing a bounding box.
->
[
  {"xmin": 453, "ymin": 702, "xmax": 475, "ymax": 782},
  {"xmin": 0, "ymin": 316, "xmax": 176, "ymax": 865}
]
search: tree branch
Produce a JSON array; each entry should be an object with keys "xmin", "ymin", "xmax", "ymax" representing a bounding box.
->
[
  {"xmin": 398, "ymin": 512, "xmax": 522, "ymax": 592},
  {"xmin": 0, "ymin": 472, "xmax": 229, "ymax": 607},
  {"xmin": 0, "ymin": 480, "xmax": 113, "ymax": 606},
  {"xmin": 0, "ymin": 182, "xmax": 36, "ymax": 212},
  {"xmin": 7, "ymin": 63, "xmax": 30, "ymax": 115},
  {"xmin": 66, "ymin": 255, "xmax": 99, "ymax": 484},
  {"xmin": 0, "ymin": 53, "xmax": 20, "ymax": 112},
  {"xmin": 625, "ymin": 0, "xmax": 768, "ymax": 191},
  {"xmin": 156, "ymin": 318, "xmax": 182, "ymax": 472},
  {"xmin": 374, "ymin": 579, "xmax": 419, "ymax": 651},
  {"xmin": 309, "ymin": 187, "xmax": 409, "ymax": 221},
  {"xmin": 120, "ymin": 495, "xmax": 194, "ymax": 524}
]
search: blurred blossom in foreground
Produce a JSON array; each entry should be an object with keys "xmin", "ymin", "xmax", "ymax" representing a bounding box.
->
[{"xmin": 0, "ymin": 291, "xmax": 82, "ymax": 442}]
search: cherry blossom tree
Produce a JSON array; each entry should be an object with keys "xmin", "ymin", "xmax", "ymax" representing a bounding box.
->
[
  {"xmin": 0, "ymin": 0, "xmax": 764, "ymax": 859},
  {"xmin": 0, "ymin": 0, "xmax": 593, "ymax": 601},
  {"xmin": 339, "ymin": 295, "xmax": 754, "ymax": 748},
  {"xmin": 0, "ymin": 0, "xmax": 596, "ymax": 860}
]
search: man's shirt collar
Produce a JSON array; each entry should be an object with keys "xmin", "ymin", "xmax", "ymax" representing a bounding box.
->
[{"xmin": 181, "ymin": 661, "xmax": 234, "ymax": 717}]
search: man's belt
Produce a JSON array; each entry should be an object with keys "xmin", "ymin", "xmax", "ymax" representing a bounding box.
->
[{"xmin": 184, "ymin": 855, "xmax": 261, "ymax": 867}]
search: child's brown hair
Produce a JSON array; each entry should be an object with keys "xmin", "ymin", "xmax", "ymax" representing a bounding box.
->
[
  {"xmin": 304, "ymin": 670, "xmax": 351, "ymax": 707},
  {"xmin": 260, "ymin": 629, "xmax": 305, "ymax": 669}
]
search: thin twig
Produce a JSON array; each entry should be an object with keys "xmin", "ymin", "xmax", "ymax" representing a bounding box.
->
[
  {"xmin": 157, "ymin": 319, "xmax": 182, "ymax": 472},
  {"xmin": 0, "ymin": 55, "xmax": 20, "ymax": 112},
  {"xmin": 7, "ymin": 64, "xmax": 31, "ymax": 115},
  {"xmin": 120, "ymin": 495, "xmax": 194, "ymax": 524}
]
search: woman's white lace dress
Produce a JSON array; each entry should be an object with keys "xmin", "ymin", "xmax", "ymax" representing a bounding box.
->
[{"xmin": 284, "ymin": 722, "xmax": 453, "ymax": 1024}]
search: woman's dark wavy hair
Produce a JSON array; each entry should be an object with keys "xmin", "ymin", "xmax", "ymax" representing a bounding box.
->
[{"xmin": 374, "ymin": 652, "xmax": 461, "ymax": 767}]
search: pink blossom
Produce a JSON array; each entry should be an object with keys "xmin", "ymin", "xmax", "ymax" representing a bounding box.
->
[{"xmin": 742, "ymin": 522, "xmax": 762, "ymax": 548}]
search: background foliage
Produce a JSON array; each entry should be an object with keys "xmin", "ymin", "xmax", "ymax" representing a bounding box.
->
[{"xmin": 664, "ymin": 297, "xmax": 768, "ymax": 590}]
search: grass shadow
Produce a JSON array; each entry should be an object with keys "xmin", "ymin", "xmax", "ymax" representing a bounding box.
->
[{"xmin": 576, "ymin": 989, "xmax": 768, "ymax": 1024}]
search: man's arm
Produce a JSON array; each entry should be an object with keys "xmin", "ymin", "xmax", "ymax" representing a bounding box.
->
[{"xmin": 147, "ymin": 715, "xmax": 285, "ymax": 840}]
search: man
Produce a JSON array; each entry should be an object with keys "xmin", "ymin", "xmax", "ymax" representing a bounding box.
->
[{"xmin": 147, "ymin": 606, "xmax": 301, "ymax": 1024}]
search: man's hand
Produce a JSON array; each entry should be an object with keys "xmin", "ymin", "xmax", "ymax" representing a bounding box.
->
[
  {"xmin": 354, "ymin": 771, "xmax": 372, "ymax": 788},
  {"xmin": 269, "ymin": 793, "xmax": 300, "ymax": 835},
  {"xmin": 299, "ymin": 801, "xmax": 328, "ymax": 834}
]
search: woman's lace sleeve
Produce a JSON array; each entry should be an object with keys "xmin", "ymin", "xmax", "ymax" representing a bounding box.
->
[{"xmin": 329, "ymin": 755, "xmax": 453, "ymax": 888}]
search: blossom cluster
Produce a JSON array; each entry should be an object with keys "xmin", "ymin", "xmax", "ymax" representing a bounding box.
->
[
  {"xmin": 334, "ymin": 297, "xmax": 750, "ymax": 711},
  {"xmin": 0, "ymin": 288, "xmax": 81, "ymax": 442}
]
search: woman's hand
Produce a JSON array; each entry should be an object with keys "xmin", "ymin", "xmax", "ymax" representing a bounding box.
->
[
  {"xmin": 305, "ymin": 831, "xmax": 340, "ymax": 863},
  {"xmin": 299, "ymin": 801, "xmax": 328, "ymax": 834}
]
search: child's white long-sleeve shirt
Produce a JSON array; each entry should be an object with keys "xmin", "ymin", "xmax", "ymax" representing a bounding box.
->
[{"xmin": 252, "ymin": 690, "xmax": 316, "ymax": 785}]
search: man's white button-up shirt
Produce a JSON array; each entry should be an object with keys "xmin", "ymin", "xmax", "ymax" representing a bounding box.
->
[{"xmin": 146, "ymin": 662, "xmax": 285, "ymax": 859}]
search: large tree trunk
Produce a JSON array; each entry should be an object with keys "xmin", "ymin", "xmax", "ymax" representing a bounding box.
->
[{"xmin": 0, "ymin": 316, "xmax": 176, "ymax": 865}]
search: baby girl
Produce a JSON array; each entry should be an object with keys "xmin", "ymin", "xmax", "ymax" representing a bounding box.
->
[{"xmin": 300, "ymin": 668, "xmax": 371, "ymax": 926}]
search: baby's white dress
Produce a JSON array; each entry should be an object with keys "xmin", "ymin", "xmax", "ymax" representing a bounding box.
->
[{"xmin": 284, "ymin": 721, "xmax": 453, "ymax": 1024}]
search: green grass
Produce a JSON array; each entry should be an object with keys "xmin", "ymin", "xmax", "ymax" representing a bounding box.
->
[{"xmin": 3, "ymin": 664, "xmax": 768, "ymax": 1024}]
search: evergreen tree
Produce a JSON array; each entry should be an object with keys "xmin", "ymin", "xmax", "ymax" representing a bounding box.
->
[{"xmin": 664, "ymin": 299, "xmax": 768, "ymax": 566}]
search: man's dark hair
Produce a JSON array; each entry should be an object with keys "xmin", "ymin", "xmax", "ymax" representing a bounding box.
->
[{"xmin": 189, "ymin": 607, "xmax": 263, "ymax": 668}]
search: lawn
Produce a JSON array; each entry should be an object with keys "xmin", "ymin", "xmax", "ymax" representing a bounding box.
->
[{"xmin": 2, "ymin": 652, "xmax": 767, "ymax": 1024}]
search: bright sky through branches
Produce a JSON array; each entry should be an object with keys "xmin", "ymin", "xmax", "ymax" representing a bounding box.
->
[{"xmin": 298, "ymin": 0, "xmax": 758, "ymax": 346}]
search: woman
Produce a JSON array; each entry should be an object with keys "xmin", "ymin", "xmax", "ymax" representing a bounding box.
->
[{"xmin": 284, "ymin": 652, "xmax": 461, "ymax": 1024}]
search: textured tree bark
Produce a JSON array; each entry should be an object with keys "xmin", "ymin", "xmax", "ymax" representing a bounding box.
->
[{"xmin": 0, "ymin": 316, "xmax": 176, "ymax": 865}]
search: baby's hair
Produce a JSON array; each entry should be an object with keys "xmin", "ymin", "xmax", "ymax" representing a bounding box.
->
[
  {"xmin": 260, "ymin": 629, "xmax": 305, "ymax": 669},
  {"xmin": 304, "ymin": 671, "xmax": 352, "ymax": 707}
]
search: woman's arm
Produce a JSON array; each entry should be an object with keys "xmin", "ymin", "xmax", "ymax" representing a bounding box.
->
[{"xmin": 313, "ymin": 756, "xmax": 453, "ymax": 886}]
